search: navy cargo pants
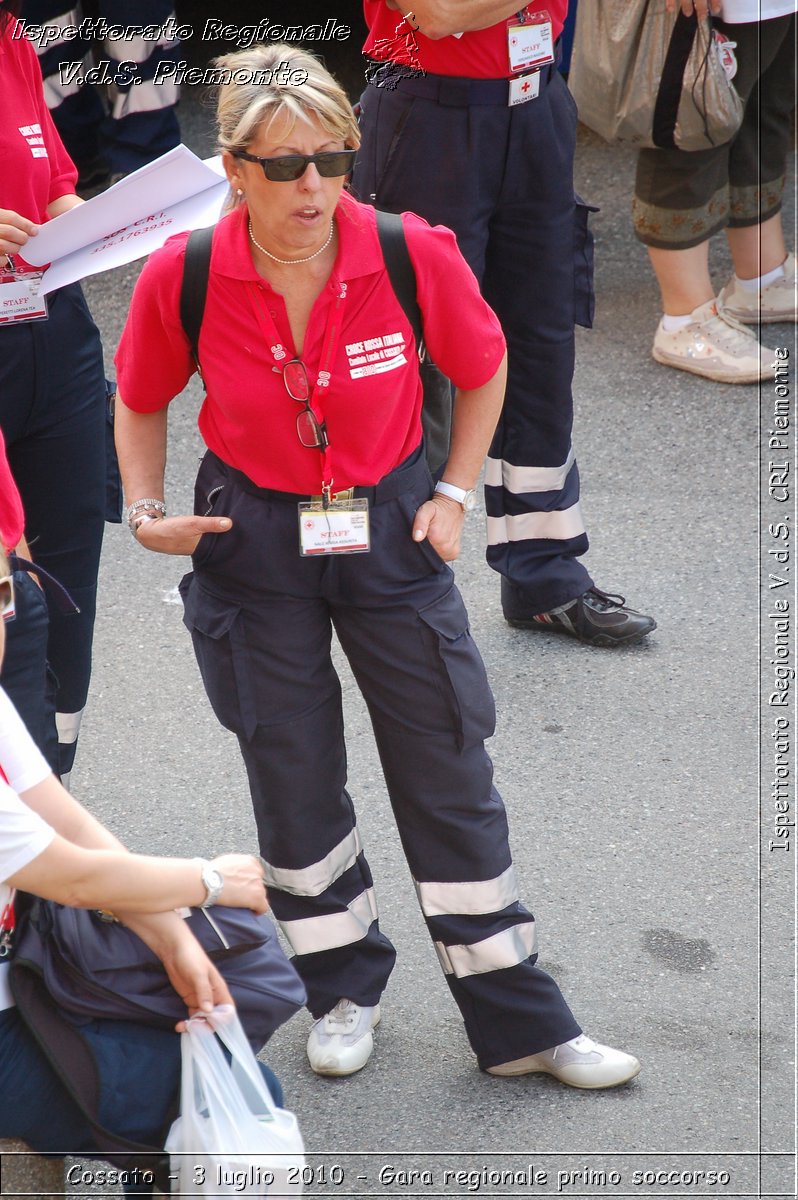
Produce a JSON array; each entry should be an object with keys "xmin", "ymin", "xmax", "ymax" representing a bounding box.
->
[
  {"xmin": 0, "ymin": 283, "xmax": 107, "ymax": 782},
  {"xmin": 180, "ymin": 447, "xmax": 580, "ymax": 1069},
  {"xmin": 353, "ymin": 65, "xmax": 597, "ymax": 615}
]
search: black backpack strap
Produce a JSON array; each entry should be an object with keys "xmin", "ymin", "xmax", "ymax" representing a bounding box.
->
[
  {"xmin": 179, "ymin": 225, "xmax": 214, "ymax": 376},
  {"xmin": 374, "ymin": 208, "xmax": 453, "ymax": 479},
  {"xmin": 375, "ymin": 209, "xmax": 423, "ymax": 354}
]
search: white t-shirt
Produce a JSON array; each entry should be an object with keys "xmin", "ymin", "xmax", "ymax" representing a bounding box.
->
[
  {"xmin": 721, "ymin": 1, "xmax": 797, "ymax": 20},
  {"xmin": 0, "ymin": 686, "xmax": 55, "ymax": 1007}
]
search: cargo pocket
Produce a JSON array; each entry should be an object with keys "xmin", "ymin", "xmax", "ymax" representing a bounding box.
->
[
  {"xmin": 574, "ymin": 196, "xmax": 599, "ymax": 329},
  {"xmin": 179, "ymin": 574, "xmax": 257, "ymax": 739},
  {"xmin": 356, "ymin": 86, "xmax": 419, "ymax": 206},
  {"xmin": 417, "ymin": 587, "xmax": 496, "ymax": 750}
]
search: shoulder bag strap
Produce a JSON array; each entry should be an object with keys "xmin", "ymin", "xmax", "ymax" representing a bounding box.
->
[
  {"xmin": 374, "ymin": 208, "xmax": 453, "ymax": 479},
  {"xmin": 375, "ymin": 209, "xmax": 423, "ymax": 354},
  {"xmin": 652, "ymin": 10, "xmax": 700, "ymax": 148},
  {"xmin": 179, "ymin": 225, "xmax": 215, "ymax": 375}
]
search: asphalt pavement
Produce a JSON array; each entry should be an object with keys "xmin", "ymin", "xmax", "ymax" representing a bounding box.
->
[{"xmin": 68, "ymin": 57, "xmax": 796, "ymax": 1200}]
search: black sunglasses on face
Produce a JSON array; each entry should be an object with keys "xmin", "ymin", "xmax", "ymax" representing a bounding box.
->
[{"xmin": 232, "ymin": 148, "xmax": 357, "ymax": 182}]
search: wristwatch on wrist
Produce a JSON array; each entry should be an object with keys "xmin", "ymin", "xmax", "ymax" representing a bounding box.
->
[
  {"xmin": 198, "ymin": 859, "xmax": 224, "ymax": 908},
  {"xmin": 434, "ymin": 480, "xmax": 477, "ymax": 512}
]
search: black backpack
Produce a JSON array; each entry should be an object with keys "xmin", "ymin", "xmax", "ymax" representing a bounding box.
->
[{"xmin": 179, "ymin": 210, "xmax": 452, "ymax": 478}]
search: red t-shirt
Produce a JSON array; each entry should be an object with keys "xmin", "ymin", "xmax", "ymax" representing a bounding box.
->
[
  {"xmin": 363, "ymin": 1, "xmax": 567, "ymax": 79},
  {"xmin": 115, "ymin": 192, "xmax": 505, "ymax": 495},
  {"xmin": 0, "ymin": 19, "xmax": 77, "ymax": 228},
  {"xmin": 0, "ymin": 429, "xmax": 24, "ymax": 553}
]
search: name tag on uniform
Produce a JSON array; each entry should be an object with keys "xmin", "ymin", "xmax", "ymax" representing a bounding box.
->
[
  {"xmin": 298, "ymin": 499, "xmax": 371, "ymax": 556},
  {"xmin": 0, "ymin": 274, "xmax": 48, "ymax": 325},
  {"xmin": 507, "ymin": 10, "xmax": 554, "ymax": 73}
]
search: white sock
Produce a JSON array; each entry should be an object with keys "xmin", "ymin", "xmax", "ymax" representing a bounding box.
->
[
  {"xmin": 661, "ymin": 312, "xmax": 695, "ymax": 332},
  {"xmin": 735, "ymin": 260, "xmax": 786, "ymax": 291}
]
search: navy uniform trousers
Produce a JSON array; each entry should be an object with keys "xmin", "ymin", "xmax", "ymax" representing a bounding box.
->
[
  {"xmin": 180, "ymin": 447, "xmax": 580, "ymax": 1069},
  {"xmin": 353, "ymin": 63, "xmax": 597, "ymax": 615},
  {"xmin": 0, "ymin": 283, "xmax": 107, "ymax": 782}
]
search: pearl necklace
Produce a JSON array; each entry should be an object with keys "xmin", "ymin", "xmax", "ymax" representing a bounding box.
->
[{"xmin": 248, "ymin": 219, "xmax": 335, "ymax": 265}]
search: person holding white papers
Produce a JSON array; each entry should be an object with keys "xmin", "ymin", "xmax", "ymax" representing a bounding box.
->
[{"xmin": 0, "ymin": 0, "xmax": 108, "ymax": 786}]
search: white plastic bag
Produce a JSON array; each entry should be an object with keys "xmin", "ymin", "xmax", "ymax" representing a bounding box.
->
[{"xmin": 165, "ymin": 1005, "xmax": 305, "ymax": 1197}]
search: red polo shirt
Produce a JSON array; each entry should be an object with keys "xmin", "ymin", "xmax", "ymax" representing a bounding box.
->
[
  {"xmin": 0, "ymin": 20, "xmax": 77, "ymax": 227},
  {"xmin": 0, "ymin": 429, "xmax": 24, "ymax": 553},
  {"xmin": 115, "ymin": 192, "xmax": 505, "ymax": 494},
  {"xmin": 363, "ymin": 1, "xmax": 568, "ymax": 79}
]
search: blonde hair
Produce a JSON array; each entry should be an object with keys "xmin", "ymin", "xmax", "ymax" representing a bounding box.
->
[{"xmin": 214, "ymin": 44, "xmax": 360, "ymax": 160}]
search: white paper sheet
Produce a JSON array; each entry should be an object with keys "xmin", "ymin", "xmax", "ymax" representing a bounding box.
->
[{"xmin": 23, "ymin": 144, "xmax": 230, "ymax": 295}]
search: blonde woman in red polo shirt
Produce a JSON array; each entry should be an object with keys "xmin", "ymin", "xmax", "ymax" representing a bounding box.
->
[{"xmin": 114, "ymin": 43, "xmax": 640, "ymax": 1090}]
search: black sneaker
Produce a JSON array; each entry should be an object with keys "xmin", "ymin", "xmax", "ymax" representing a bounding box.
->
[{"xmin": 503, "ymin": 584, "xmax": 656, "ymax": 647}]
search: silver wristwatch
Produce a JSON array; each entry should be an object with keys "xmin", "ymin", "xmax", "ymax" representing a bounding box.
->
[
  {"xmin": 434, "ymin": 480, "xmax": 477, "ymax": 512},
  {"xmin": 198, "ymin": 859, "xmax": 224, "ymax": 908}
]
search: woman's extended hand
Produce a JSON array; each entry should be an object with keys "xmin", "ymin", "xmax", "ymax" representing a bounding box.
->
[
  {"xmin": 158, "ymin": 924, "xmax": 235, "ymax": 1023},
  {"xmin": 665, "ymin": 0, "xmax": 723, "ymax": 17},
  {"xmin": 412, "ymin": 494, "xmax": 465, "ymax": 562},
  {"xmin": 0, "ymin": 209, "xmax": 39, "ymax": 263},
  {"xmin": 134, "ymin": 514, "xmax": 232, "ymax": 555},
  {"xmin": 213, "ymin": 853, "xmax": 269, "ymax": 915}
]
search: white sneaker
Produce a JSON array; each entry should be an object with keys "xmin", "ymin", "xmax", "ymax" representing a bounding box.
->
[
  {"xmin": 652, "ymin": 299, "xmax": 770, "ymax": 383},
  {"xmin": 718, "ymin": 251, "xmax": 797, "ymax": 325},
  {"xmin": 486, "ymin": 1034, "xmax": 641, "ymax": 1089},
  {"xmin": 306, "ymin": 999, "xmax": 380, "ymax": 1077}
]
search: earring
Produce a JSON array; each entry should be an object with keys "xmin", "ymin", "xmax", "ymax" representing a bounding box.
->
[{"xmin": 236, "ymin": 188, "xmax": 244, "ymax": 196}]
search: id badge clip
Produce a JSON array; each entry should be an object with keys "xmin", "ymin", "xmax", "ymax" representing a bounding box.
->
[
  {"xmin": 507, "ymin": 8, "xmax": 555, "ymax": 74},
  {"xmin": 298, "ymin": 497, "xmax": 371, "ymax": 556},
  {"xmin": 0, "ymin": 258, "xmax": 48, "ymax": 325}
]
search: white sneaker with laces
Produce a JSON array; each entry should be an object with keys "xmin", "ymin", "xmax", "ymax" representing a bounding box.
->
[
  {"xmin": 718, "ymin": 251, "xmax": 797, "ymax": 325},
  {"xmin": 306, "ymin": 999, "xmax": 380, "ymax": 1076},
  {"xmin": 486, "ymin": 1033, "xmax": 641, "ymax": 1089},
  {"xmin": 652, "ymin": 299, "xmax": 770, "ymax": 383}
]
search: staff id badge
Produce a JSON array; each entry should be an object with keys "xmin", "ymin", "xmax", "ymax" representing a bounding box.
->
[
  {"xmin": 507, "ymin": 9, "xmax": 555, "ymax": 74},
  {"xmin": 0, "ymin": 265, "xmax": 48, "ymax": 325},
  {"xmin": 298, "ymin": 499, "xmax": 371, "ymax": 556}
]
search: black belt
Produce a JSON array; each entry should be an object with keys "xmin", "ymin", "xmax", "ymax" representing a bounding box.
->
[
  {"xmin": 367, "ymin": 58, "xmax": 558, "ymax": 107},
  {"xmin": 208, "ymin": 447, "xmax": 429, "ymax": 507}
]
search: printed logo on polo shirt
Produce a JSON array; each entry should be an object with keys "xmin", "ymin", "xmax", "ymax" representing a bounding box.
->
[
  {"xmin": 19, "ymin": 125, "xmax": 48, "ymax": 159},
  {"xmin": 345, "ymin": 331, "xmax": 407, "ymax": 379}
]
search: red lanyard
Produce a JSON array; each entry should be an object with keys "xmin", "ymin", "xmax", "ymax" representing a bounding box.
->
[
  {"xmin": 246, "ymin": 277, "xmax": 349, "ymax": 499},
  {"xmin": 0, "ymin": 765, "xmax": 15, "ymax": 956},
  {"xmin": 0, "ymin": 890, "xmax": 14, "ymax": 956}
]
